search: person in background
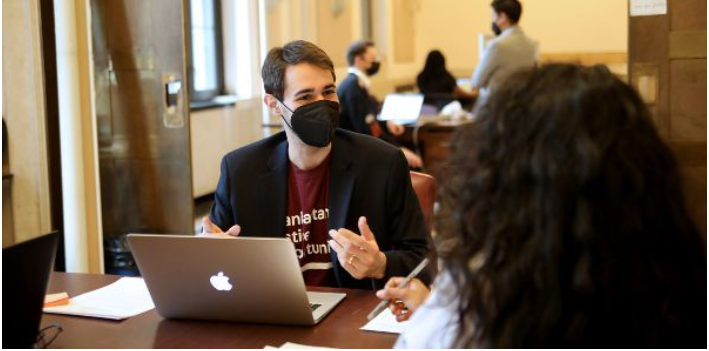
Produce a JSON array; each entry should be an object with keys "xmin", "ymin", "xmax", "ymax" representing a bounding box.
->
[
  {"xmin": 378, "ymin": 64, "xmax": 707, "ymax": 348},
  {"xmin": 471, "ymin": 0, "xmax": 537, "ymax": 97},
  {"xmin": 417, "ymin": 50, "xmax": 477, "ymax": 111},
  {"xmin": 201, "ymin": 40, "xmax": 432, "ymax": 290},
  {"xmin": 337, "ymin": 40, "xmax": 422, "ymax": 168}
]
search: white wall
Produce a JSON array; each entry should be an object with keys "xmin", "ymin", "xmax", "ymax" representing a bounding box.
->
[
  {"xmin": 190, "ymin": 100, "xmax": 264, "ymax": 197},
  {"xmin": 523, "ymin": 0, "xmax": 628, "ymax": 55},
  {"xmin": 410, "ymin": 0, "xmax": 627, "ymax": 74},
  {"xmin": 2, "ymin": 0, "xmax": 53, "ymax": 244}
]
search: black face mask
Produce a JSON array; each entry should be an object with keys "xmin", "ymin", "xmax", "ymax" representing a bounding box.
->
[
  {"xmin": 491, "ymin": 21, "xmax": 502, "ymax": 36},
  {"xmin": 280, "ymin": 100, "xmax": 340, "ymax": 147},
  {"xmin": 366, "ymin": 61, "xmax": 381, "ymax": 76}
]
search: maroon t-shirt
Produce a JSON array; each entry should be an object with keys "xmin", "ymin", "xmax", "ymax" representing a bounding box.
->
[{"xmin": 286, "ymin": 154, "xmax": 337, "ymax": 287}]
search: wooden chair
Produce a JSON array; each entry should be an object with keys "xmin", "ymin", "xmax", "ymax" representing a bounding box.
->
[{"xmin": 410, "ymin": 171, "xmax": 436, "ymax": 232}]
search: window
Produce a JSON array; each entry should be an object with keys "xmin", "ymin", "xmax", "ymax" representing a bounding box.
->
[{"xmin": 188, "ymin": 0, "xmax": 224, "ymax": 102}]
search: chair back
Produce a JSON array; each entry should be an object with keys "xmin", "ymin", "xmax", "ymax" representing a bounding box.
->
[{"xmin": 410, "ymin": 171, "xmax": 436, "ymax": 232}]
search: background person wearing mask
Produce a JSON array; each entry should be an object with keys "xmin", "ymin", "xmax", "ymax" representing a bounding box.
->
[
  {"xmin": 378, "ymin": 64, "xmax": 706, "ymax": 348},
  {"xmin": 417, "ymin": 50, "xmax": 478, "ymax": 111},
  {"xmin": 337, "ymin": 40, "xmax": 422, "ymax": 168},
  {"xmin": 471, "ymin": 0, "xmax": 537, "ymax": 97}
]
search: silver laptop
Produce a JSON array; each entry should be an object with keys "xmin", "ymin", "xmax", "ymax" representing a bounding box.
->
[
  {"xmin": 377, "ymin": 93, "xmax": 424, "ymax": 125},
  {"xmin": 127, "ymin": 234, "xmax": 346, "ymax": 326}
]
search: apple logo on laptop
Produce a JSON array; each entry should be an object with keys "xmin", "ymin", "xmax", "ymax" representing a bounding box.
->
[{"xmin": 209, "ymin": 271, "xmax": 233, "ymax": 291}]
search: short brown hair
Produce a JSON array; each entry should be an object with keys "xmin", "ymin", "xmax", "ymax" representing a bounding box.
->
[
  {"xmin": 491, "ymin": 0, "xmax": 522, "ymax": 23},
  {"xmin": 346, "ymin": 40, "xmax": 375, "ymax": 66},
  {"xmin": 261, "ymin": 40, "xmax": 336, "ymax": 100}
]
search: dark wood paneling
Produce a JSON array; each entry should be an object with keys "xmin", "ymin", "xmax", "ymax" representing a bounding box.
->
[
  {"xmin": 669, "ymin": 31, "xmax": 707, "ymax": 59},
  {"xmin": 629, "ymin": 13, "xmax": 671, "ymax": 136},
  {"xmin": 669, "ymin": 59, "xmax": 707, "ymax": 141},
  {"xmin": 670, "ymin": 0, "xmax": 707, "ymax": 30},
  {"xmin": 629, "ymin": 1, "xmax": 707, "ymax": 240},
  {"xmin": 92, "ymin": 0, "xmax": 195, "ymax": 274}
]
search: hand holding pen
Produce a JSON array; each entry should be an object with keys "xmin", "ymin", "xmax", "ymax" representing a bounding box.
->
[
  {"xmin": 375, "ymin": 277, "xmax": 431, "ymax": 322},
  {"xmin": 369, "ymin": 258, "xmax": 431, "ymax": 322}
]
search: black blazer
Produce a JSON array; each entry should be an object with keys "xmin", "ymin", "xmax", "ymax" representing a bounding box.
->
[
  {"xmin": 337, "ymin": 73, "xmax": 401, "ymax": 146},
  {"xmin": 209, "ymin": 129, "xmax": 432, "ymax": 289},
  {"xmin": 337, "ymin": 73, "xmax": 374, "ymax": 135}
]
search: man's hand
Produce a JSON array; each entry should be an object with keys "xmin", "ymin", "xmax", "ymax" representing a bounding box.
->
[
  {"xmin": 401, "ymin": 147, "xmax": 423, "ymax": 168},
  {"xmin": 386, "ymin": 120, "xmax": 405, "ymax": 136},
  {"xmin": 376, "ymin": 277, "xmax": 431, "ymax": 322},
  {"xmin": 328, "ymin": 216, "xmax": 387, "ymax": 280},
  {"xmin": 197, "ymin": 216, "xmax": 241, "ymax": 239}
]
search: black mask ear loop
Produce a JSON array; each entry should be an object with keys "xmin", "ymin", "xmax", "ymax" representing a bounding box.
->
[{"xmin": 277, "ymin": 99, "xmax": 296, "ymax": 132}]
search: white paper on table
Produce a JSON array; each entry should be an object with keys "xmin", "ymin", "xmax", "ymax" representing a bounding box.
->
[
  {"xmin": 43, "ymin": 277, "xmax": 155, "ymax": 320},
  {"xmin": 360, "ymin": 309, "xmax": 408, "ymax": 334},
  {"xmin": 263, "ymin": 342, "xmax": 334, "ymax": 349}
]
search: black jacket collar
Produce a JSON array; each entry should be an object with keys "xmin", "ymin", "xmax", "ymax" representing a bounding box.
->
[{"xmin": 259, "ymin": 130, "xmax": 356, "ymax": 236}]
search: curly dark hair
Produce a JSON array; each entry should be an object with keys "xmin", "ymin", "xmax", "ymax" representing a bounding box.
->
[{"xmin": 436, "ymin": 64, "xmax": 707, "ymax": 348}]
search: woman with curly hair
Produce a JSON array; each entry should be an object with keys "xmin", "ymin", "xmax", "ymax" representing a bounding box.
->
[{"xmin": 378, "ymin": 64, "xmax": 706, "ymax": 348}]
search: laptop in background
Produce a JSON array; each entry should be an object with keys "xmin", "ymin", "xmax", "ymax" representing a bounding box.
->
[
  {"xmin": 377, "ymin": 93, "xmax": 425, "ymax": 125},
  {"xmin": 456, "ymin": 78, "xmax": 474, "ymax": 93},
  {"xmin": 127, "ymin": 234, "xmax": 346, "ymax": 326},
  {"xmin": 2, "ymin": 231, "xmax": 60, "ymax": 348}
]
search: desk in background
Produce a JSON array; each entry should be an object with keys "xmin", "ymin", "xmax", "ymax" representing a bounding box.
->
[
  {"xmin": 401, "ymin": 116, "xmax": 472, "ymax": 181},
  {"xmin": 41, "ymin": 273, "xmax": 398, "ymax": 348}
]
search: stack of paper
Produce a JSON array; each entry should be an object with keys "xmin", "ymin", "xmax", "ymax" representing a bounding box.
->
[
  {"xmin": 43, "ymin": 277, "xmax": 155, "ymax": 320},
  {"xmin": 360, "ymin": 309, "xmax": 408, "ymax": 334}
]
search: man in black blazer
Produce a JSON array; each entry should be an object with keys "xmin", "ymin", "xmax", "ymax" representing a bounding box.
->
[
  {"xmin": 337, "ymin": 40, "xmax": 423, "ymax": 168},
  {"xmin": 201, "ymin": 40, "xmax": 431, "ymax": 290}
]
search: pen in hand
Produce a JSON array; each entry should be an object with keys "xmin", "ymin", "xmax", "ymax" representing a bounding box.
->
[{"xmin": 367, "ymin": 258, "xmax": 430, "ymax": 320}]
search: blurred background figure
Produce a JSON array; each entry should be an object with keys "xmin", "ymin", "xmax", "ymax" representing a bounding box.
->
[
  {"xmin": 417, "ymin": 50, "xmax": 477, "ymax": 112},
  {"xmin": 338, "ymin": 40, "xmax": 422, "ymax": 168},
  {"xmin": 471, "ymin": 0, "xmax": 538, "ymax": 99}
]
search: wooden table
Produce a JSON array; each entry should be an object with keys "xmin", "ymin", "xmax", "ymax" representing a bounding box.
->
[{"xmin": 41, "ymin": 273, "xmax": 398, "ymax": 348}]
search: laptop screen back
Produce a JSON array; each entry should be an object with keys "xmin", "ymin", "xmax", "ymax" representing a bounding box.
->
[
  {"xmin": 377, "ymin": 93, "xmax": 424, "ymax": 125},
  {"xmin": 2, "ymin": 232, "xmax": 59, "ymax": 348}
]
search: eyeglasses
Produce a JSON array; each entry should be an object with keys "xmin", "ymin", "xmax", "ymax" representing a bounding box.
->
[{"xmin": 35, "ymin": 323, "xmax": 63, "ymax": 349}]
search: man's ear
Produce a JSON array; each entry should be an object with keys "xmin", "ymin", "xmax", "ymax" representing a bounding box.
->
[
  {"xmin": 498, "ymin": 12, "xmax": 510, "ymax": 25},
  {"xmin": 353, "ymin": 54, "xmax": 364, "ymax": 67},
  {"xmin": 264, "ymin": 94, "xmax": 282, "ymax": 115}
]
